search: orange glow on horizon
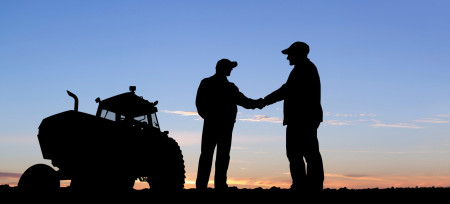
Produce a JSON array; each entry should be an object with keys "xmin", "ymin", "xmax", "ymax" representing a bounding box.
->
[
  {"xmin": 2, "ymin": 175, "xmax": 450, "ymax": 190},
  {"xmin": 131, "ymin": 174, "xmax": 450, "ymax": 190}
]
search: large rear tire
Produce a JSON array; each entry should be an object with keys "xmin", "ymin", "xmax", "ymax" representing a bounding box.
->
[
  {"xmin": 18, "ymin": 164, "xmax": 60, "ymax": 192},
  {"xmin": 147, "ymin": 136, "xmax": 185, "ymax": 191}
]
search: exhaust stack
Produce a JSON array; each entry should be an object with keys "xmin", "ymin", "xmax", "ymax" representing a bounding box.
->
[{"xmin": 66, "ymin": 90, "xmax": 78, "ymax": 112}]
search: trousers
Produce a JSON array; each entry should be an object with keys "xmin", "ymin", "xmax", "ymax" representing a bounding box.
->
[
  {"xmin": 196, "ymin": 120, "xmax": 234, "ymax": 189},
  {"xmin": 286, "ymin": 123, "xmax": 324, "ymax": 190}
]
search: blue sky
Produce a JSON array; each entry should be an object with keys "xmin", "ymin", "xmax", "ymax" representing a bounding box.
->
[{"xmin": 1, "ymin": 1, "xmax": 450, "ymax": 189}]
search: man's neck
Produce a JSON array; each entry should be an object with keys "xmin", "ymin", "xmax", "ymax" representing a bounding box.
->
[
  {"xmin": 213, "ymin": 73, "xmax": 228, "ymax": 80},
  {"xmin": 292, "ymin": 57, "xmax": 310, "ymax": 66}
]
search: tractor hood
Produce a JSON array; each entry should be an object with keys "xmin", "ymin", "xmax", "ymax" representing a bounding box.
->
[{"xmin": 99, "ymin": 92, "xmax": 158, "ymax": 116}]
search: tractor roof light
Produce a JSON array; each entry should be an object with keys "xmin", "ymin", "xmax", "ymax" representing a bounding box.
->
[{"xmin": 129, "ymin": 86, "xmax": 136, "ymax": 93}]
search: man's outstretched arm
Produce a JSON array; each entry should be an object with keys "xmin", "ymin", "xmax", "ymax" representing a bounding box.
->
[
  {"xmin": 230, "ymin": 83, "xmax": 259, "ymax": 109},
  {"xmin": 262, "ymin": 84, "xmax": 286, "ymax": 107},
  {"xmin": 236, "ymin": 91, "xmax": 258, "ymax": 109}
]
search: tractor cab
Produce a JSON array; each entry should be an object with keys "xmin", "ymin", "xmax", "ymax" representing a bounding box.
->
[{"xmin": 95, "ymin": 86, "xmax": 160, "ymax": 130}]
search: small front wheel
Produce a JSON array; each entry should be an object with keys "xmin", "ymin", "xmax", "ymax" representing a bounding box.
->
[{"xmin": 18, "ymin": 164, "xmax": 60, "ymax": 192}]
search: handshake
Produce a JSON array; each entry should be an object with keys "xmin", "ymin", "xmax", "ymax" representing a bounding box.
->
[{"xmin": 249, "ymin": 98, "xmax": 267, "ymax": 110}]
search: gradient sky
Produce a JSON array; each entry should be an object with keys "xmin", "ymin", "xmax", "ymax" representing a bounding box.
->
[{"xmin": 1, "ymin": 1, "xmax": 450, "ymax": 189}]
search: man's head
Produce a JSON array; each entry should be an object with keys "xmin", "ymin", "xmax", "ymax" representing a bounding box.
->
[
  {"xmin": 282, "ymin": 41, "xmax": 309, "ymax": 66},
  {"xmin": 216, "ymin": 58, "xmax": 238, "ymax": 76}
]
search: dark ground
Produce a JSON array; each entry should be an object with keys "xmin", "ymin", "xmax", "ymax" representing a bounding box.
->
[{"xmin": 1, "ymin": 185, "xmax": 448, "ymax": 203}]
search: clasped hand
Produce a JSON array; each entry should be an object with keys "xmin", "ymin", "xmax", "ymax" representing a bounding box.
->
[{"xmin": 254, "ymin": 98, "xmax": 266, "ymax": 109}]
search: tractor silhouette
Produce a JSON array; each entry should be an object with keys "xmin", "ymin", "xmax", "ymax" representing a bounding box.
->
[{"xmin": 18, "ymin": 86, "xmax": 185, "ymax": 192}]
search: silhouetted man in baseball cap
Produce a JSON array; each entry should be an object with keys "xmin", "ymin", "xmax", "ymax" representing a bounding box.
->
[
  {"xmin": 195, "ymin": 58, "xmax": 259, "ymax": 191},
  {"xmin": 259, "ymin": 42, "xmax": 324, "ymax": 192}
]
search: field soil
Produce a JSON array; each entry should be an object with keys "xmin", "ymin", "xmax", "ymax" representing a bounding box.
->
[{"xmin": 1, "ymin": 185, "xmax": 448, "ymax": 203}]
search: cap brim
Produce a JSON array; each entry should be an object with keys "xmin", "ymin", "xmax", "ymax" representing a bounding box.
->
[
  {"xmin": 281, "ymin": 48, "xmax": 290, "ymax": 54},
  {"xmin": 230, "ymin": 61, "xmax": 238, "ymax": 68}
]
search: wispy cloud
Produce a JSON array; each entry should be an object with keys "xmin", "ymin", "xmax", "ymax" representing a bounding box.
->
[
  {"xmin": 0, "ymin": 172, "xmax": 21, "ymax": 179},
  {"xmin": 370, "ymin": 123, "xmax": 424, "ymax": 129},
  {"xmin": 322, "ymin": 148, "xmax": 435, "ymax": 155},
  {"xmin": 327, "ymin": 112, "xmax": 376, "ymax": 117},
  {"xmin": 326, "ymin": 120, "xmax": 352, "ymax": 126},
  {"xmin": 334, "ymin": 113, "xmax": 353, "ymax": 117},
  {"xmin": 371, "ymin": 119, "xmax": 381, "ymax": 123},
  {"xmin": 413, "ymin": 118, "xmax": 450, "ymax": 124},
  {"xmin": 359, "ymin": 113, "xmax": 376, "ymax": 117},
  {"xmin": 324, "ymin": 111, "xmax": 442, "ymax": 129},
  {"xmin": 0, "ymin": 172, "xmax": 22, "ymax": 186},
  {"xmin": 324, "ymin": 112, "xmax": 378, "ymax": 126},
  {"xmin": 231, "ymin": 146, "xmax": 249, "ymax": 150},
  {"xmin": 238, "ymin": 115, "xmax": 283, "ymax": 123},
  {"xmin": 326, "ymin": 173, "xmax": 383, "ymax": 181},
  {"xmin": 347, "ymin": 150, "xmax": 371, "ymax": 153},
  {"xmin": 162, "ymin": 110, "xmax": 199, "ymax": 116},
  {"xmin": 161, "ymin": 110, "xmax": 203, "ymax": 121}
]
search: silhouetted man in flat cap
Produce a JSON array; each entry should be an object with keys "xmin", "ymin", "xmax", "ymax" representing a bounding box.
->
[
  {"xmin": 195, "ymin": 59, "xmax": 258, "ymax": 191},
  {"xmin": 259, "ymin": 42, "xmax": 324, "ymax": 192}
]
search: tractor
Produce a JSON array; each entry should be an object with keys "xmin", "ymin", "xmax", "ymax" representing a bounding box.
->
[{"xmin": 18, "ymin": 86, "xmax": 185, "ymax": 192}]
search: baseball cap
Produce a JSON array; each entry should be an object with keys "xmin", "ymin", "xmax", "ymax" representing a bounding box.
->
[
  {"xmin": 282, "ymin": 41, "xmax": 309, "ymax": 55},
  {"xmin": 216, "ymin": 58, "xmax": 238, "ymax": 69}
]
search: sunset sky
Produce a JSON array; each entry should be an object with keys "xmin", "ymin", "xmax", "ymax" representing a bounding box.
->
[{"xmin": 1, "ymin": 1, "xmax": 450, "ymax": 189}]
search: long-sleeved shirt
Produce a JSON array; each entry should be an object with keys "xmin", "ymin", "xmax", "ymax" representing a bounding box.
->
[
  {"xmin": 196, "ymin": 74, "xmax": 255, "ymax": 122},
  {"xmin": 264, "ymin": 58, "xmax": 323, "ymax": 125}
]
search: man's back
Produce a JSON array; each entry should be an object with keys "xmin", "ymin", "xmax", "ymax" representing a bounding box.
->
[
  {"xmin": 264, "ymin": 59, "xmax": 323, "ymax": 125},
  {"xmin": 196, "ymin": 75, "xmax": 240, "ymax": 122},
  {"xmin": 283, "ymin": 59, "xmax": 322, "ymax": 124}
]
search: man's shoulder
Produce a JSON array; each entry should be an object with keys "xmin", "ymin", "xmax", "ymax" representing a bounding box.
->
[
  {"xmin": 200, "ymin": 75, "xmax": 215, "ymax": 84},
  {"xmin": 226, "ymin": 80, "xmax": 239, "ymax": 90},
  {"xmin": 306, "ymin": 59, "xmax": 318, "ymax": 70},
  {"xmin": 202, "ymin": 75, "xmax": 213, "ymax": 80},
  {"xmin": 293, "ymin": 60, "xmax": 318, "ymax": 73},
  {"xmin": 200, "ymin": 75, "xmax": 239, "ymax": 90},
  {"xmin": 296, "ymin": 59, "xmax": 316, "ymax": 67}
]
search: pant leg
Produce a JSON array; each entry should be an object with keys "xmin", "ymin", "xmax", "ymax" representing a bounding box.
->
[
  {"xmin": 302, "ymin": 124, "xmax": 324, "ymax": 190},
  {"xmin": 196, "ymin": 120, "xmax": 218, "ymax": 189},
  {"xmin": 214, "ymin": 122, "xmax": 234, "ymax": 189},
  {"xmin": 286, "ymin": 123, "xmax": 324, "ymax": 190},
  {"xmin": 286, "ymin": 125, "xmax": 307, "ymax": 189}
]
